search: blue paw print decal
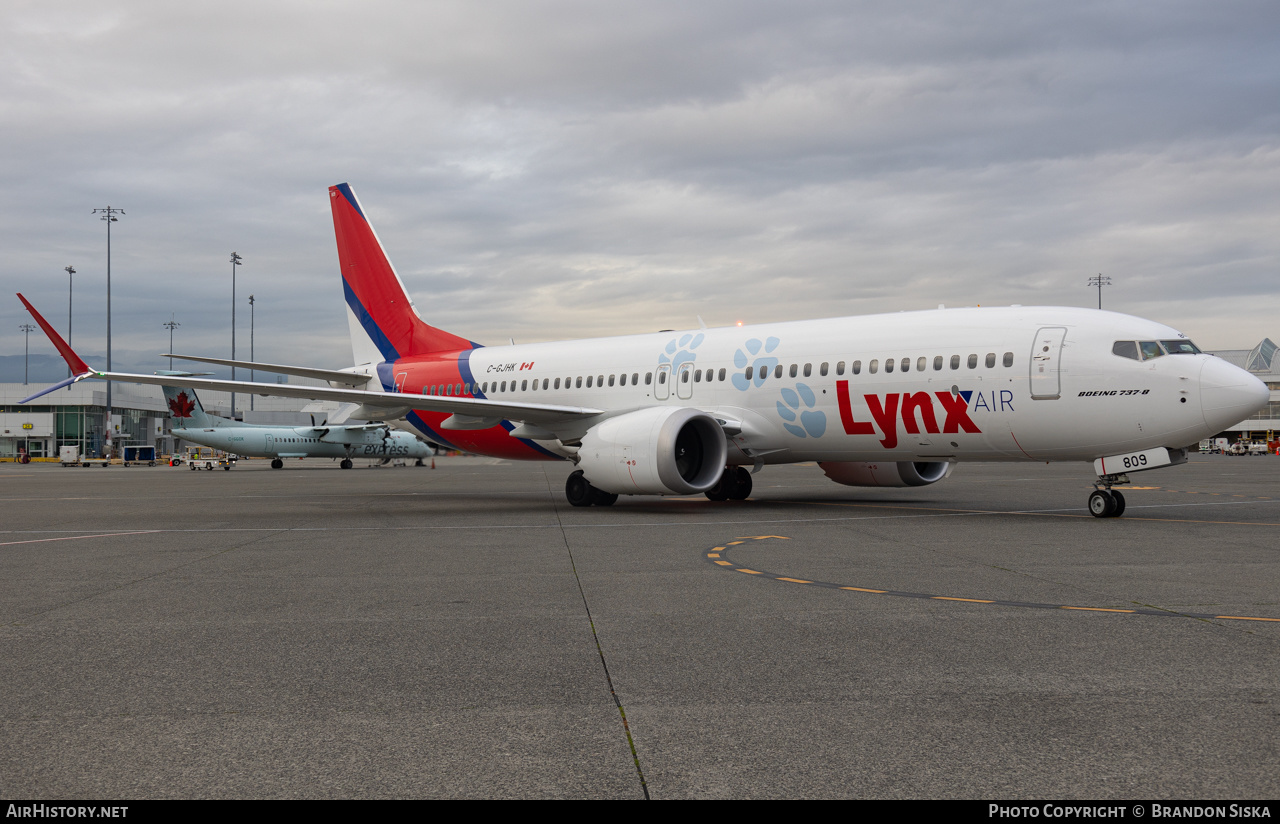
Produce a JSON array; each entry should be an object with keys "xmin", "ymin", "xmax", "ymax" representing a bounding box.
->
[
  {"xmin": 732, "ymin": 336, "xmax": 781, "ymax": 390},
  {"xmin": 777, "ymin": 383, "xmax": 826, "ymax": 438},
  {"xmin": 658, "ymin": 332, "xmax": 704, "ymax": 371}
]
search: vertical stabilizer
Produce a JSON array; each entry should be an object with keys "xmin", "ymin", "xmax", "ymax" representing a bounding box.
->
[
  {"xmin": 329, "ymin": 183, "xmax": 476, "ymax": 365},
  {"xmin": 161, "ymin": 386, "xmax": 222, "ymax": 429}
]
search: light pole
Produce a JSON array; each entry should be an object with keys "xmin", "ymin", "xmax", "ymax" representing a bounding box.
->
[
  {"xmin": 230, "ymin": 251, "xmax": 242, "ymax": 418},
  {"xmin": 248, "ymin": 294, "xmax": 255, "ymax": 412},
  {"xmin": 1088, "ymin": 273, "xmax": 1112, "ymax": 310},
  {"xmin": 20, "ymin": 324, "xmax": 36, "ymax": 385},
  {"xmin": 92, "ymin": 206, "xmax": 124, "ymax": 420},
  {"xmin": 65, "ymin": 265, "xmax": 75, "ymax": 379},
  {"xmin": 163, "ymin": 315, "xmax": 180, "ymax": 370}
]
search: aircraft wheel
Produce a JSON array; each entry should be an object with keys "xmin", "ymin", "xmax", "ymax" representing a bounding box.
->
[
  {"xmin": 728, "ymin": 466, "xmax": 753, "ymax": 500},
  {"xmin": 565, "ymin": 470, "xmax": 595, "ymax": 507},
  {"xmin": 340, "ymin": 459, "xmax": 353, "ymax": 469},
  {"xmin": 415, "ymin": 458, "xmax": 424, "ymax": 467},
  {"xmin": 1088, "ymin": 490, "xmax": 1116, "ymax": 518},
  {"xmin": 591, "ymin": 489, "xmax": 619, "ymax": 506},
  {"xmin": 1110, "ymin": 490, "xmax": 1126, "ymax": 518},
  {"xmin": 705, "ymin": 468, "xmax": 732, "ymax": 501},
  {"xmin": 271, "ymin": 459, "xmax": 283, "ymax": 469}
]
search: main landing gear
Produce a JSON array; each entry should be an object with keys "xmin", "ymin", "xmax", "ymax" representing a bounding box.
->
[
  {"xmin": 565, "ymin": 470, "xmax": 618, "ymax": 507},
  {"xmin": 271, "ymin": 458, "xmax": 284, "ymax": 469},
  {"xmin": 340, "ymin": 458, "xmax": 354, "ymax": 469},
  {"xmin": 705, "ymin": 466, "xmax": 752, "ymax": 501},
  {"xmin": 1088, "ymin": 474, "xmax": 1128, "ymax": 518}
]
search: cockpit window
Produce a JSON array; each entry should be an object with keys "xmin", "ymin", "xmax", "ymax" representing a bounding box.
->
[
  {"xmin": 1112, "ymin": 341, "xmax": 1140, "ymax": 361},
  {"xmin": 1161, "ymin": 339, "xmax": 1201, "ymax": 355},
  {"xmin": 1139, "ymin": 341, "xmax": 1164, "ymax": 360}
]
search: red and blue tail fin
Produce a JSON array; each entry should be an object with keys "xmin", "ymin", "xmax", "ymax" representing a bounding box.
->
[{"xmin": 329, "ymin": 183, "xmax": 477, "ymax": 365}]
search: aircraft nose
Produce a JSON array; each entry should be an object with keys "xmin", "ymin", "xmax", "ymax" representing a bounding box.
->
[{"xmin": 1199, "ymin": 356, "xmax": 1269, "ymax": 431}]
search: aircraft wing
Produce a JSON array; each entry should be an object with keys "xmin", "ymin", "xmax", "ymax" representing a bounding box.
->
[
  {"xmin": 160, "ymin": 353, "xmax": 371, "ymax": 387},
  {"xmin": 17, "ymin": 293, "xmax": 605, "ymax": 429}
]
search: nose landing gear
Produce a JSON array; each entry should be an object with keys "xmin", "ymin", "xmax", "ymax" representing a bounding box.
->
[{"xmin": 1089, "ymin": 474, "xmax": 1129, "ymax": 518}]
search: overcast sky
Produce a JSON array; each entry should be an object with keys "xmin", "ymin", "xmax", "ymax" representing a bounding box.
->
[{"xmin": 3, "ymin": 1, "xmax": 1278, "ymax": 381}]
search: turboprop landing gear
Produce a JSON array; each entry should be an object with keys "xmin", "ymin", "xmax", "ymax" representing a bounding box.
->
[
  {"xmin": 705, "ymin": 466, "xmax": 753, "ymax": 501},
  {"xmin": 565, "ymin": 470, "xmax": 617, "ymax": 507},
  {"xmin": 271, "ymin": 458, "xmax": 284, "ymax": 469},
  {"xmin": 1089, "ymin": 474, "xmax": 1129, "ymax": 518},
  {"xmin": 340, "ymin": 458, "xmax": 353, "ymax": 469}
]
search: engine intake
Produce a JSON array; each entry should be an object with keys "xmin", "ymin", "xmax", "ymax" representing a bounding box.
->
[
  {"xmin": 819, "ymin": 460, "xmax": 953, "ymax": 488},
  {"xmin": 579, "ymin": 407, "xmax": 728, "ymax": 495}
]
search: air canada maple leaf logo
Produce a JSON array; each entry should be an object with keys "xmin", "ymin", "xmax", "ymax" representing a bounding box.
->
[{"xmin": 168, "ymin": 391, "xmax": 196, "ymax": 419}]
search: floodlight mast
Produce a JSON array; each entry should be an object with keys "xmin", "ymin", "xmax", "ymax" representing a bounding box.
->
[
  {"xmin": 92, "ymin": 206, "xmax": 124, "ymax": 421},
  {"xmin": 230, "ymin": 251, "xmax": 242, "ymax": 418},
  {"xmin": 65, "ymin": 265, "xmax": 75, "ymax": 379},
  {"xmin": 163, "ymin": 315, "xmax": 180, "ymax": 371},
  {"xmin": 1088, "ymin": 273, "xmax": 1112, "ymax": 310},
  {"xmin": 20, "ymin": 324, "xmax": 36, "ymax": 385}
]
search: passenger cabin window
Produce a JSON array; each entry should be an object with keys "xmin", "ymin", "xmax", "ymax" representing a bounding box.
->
[
  {"xmin": 836, "ymin": 361, "xmax": 845, "ymax": 375},
  {"xmin": 645, "ymin": 373, "xmax": 652, "ymax": 385},
  {"xmin": 717, "ymin": 368, "xmax": 725, "ymax": 381},
  {"xmin": 950, "ymin": 355, "xmax": 960, "ymax": 370},
  {"xmin": 586, "ymin": 376, "xmax": 593, "ymax": 388},
  {"xmin": 608, "ymin": 375, "xmax": 615, "ymax": 387},
  {"xmin": 934, "ymin": 356, "xmax": 943, "ymax": 371},
  {"xmin": 576, "ymin": 376, "xmax": 583, "ymax": 388},
  {"xmin": 1003, "ymin": 352, "xmax": 1014, "ymax": 367},
  {"xmin": 820, "ymin": 362, "xmax": 829, "ymax": 376},
  {"xmin": 900, "ymin": 357, "xmax": 910, "ymax": 372},
  {"xmin": 884, "ymin": 358, "xmax": 894, "ymax": 373},
  {"xmin": 869, "ymin": 359, "xmax": 879, "ymax": 374},
  {"xmin": 852, "ymin": 360, "xmax": 861, "ymax": 375},
  {"xmin": 803, "ymin": 363, "xmax": 812, "ymax": 377},
  {"xmin": 789, "ymin": 364, "xmax": 798, "ymax": 378},
  {"xmin": 633, "ymin": 373, "xmax": 640, "ymax": 384},
  {"xmin": 985, "ymin": 353, "xmax": 996, "ymax": 368},
  {"xmin": 744, "ymin": 366, "xmax": 753, "ymax": 380},
  {"xmin": 774, "ymin": 364, "xmax": 783, "ymax": 379},
  {"xmin": 916, "ymin": 357, "xmax": 926, "ymax": 372},
  {"xmin": 967, "ymin": 354, "xmax": 978, "ymax": 369}
]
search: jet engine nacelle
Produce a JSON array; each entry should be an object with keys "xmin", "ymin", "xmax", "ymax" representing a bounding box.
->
[
  {"xmin": 579, "ymin": 406, "xmax": 728, "ymax": 495},
  {"xmin": 819, "ymin": 460, "xmax": 954, "ymax": 488}
]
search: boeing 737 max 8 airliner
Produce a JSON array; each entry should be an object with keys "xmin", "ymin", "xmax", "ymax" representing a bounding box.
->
[{"xmin": 18, "ymin": 183, "xmax": 1268, "ymax": 517}]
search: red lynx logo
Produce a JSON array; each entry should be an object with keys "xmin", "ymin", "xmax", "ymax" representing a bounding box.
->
[{"xmin": 835, "ymin": 382, "xmax": 1002, "ymax": 449}]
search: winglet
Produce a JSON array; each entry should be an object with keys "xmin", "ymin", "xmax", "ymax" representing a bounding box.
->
[{"xmin": 17, "ymin": 293, "xmax": 91, "ymax": 375}]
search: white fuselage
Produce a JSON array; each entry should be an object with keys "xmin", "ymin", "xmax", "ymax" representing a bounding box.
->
[
  {"xmin": 173, "ymin": 424, "xmax": 434, "ymax": 461},
  {"xmin": 384, "ymin": 306, "xmax": 1266, "ymax": 465}
]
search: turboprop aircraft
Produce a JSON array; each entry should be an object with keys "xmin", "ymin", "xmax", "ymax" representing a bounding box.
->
[
  {"xmin": 159, "ymin": 382, "xmax": 435, "ymax": 469},
  {"xmin": 17, "ymin": 183, "xmax": 1269, "ymax": 517}
]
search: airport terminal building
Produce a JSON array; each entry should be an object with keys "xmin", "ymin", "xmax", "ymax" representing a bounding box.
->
[
  {"xmin": 1207, "ymin": 338, "xmax": 1280, "ymax": 442},
  {"xmin": 0, "ymin": 380, "xmax": 319, "ymax": 460}
]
